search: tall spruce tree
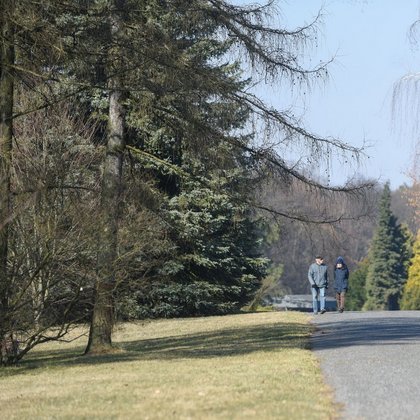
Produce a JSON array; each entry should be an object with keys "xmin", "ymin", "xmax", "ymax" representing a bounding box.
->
[
  {"xmin": 364, "ymin": 183, "xmax": 413, "ymax": 310},
  {"xmin": 69, "ymin": 0, "xmax": 372, "ymax": 352}
]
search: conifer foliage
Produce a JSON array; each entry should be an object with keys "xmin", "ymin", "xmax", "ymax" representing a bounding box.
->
[{"xmin": 363, "ymin": 183, "xmax": 413, "ymax": 310}]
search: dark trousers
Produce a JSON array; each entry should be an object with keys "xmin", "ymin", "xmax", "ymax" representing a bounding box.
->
[{"xmin": 336, "ymin": 292, "xmax": 346, "ymax": 310}]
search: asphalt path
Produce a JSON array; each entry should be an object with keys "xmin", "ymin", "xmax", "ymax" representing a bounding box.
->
[{"xmin": 311, "ymin": 311, "xmax": 420, "ymax": 420}]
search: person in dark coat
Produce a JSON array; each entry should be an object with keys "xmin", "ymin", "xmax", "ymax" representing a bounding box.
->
[{"xmin": 334, "ymin": 256, "xmax": 349, "ymax": 313}]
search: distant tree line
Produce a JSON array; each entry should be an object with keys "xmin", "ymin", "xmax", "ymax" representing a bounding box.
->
[{"xmin": 260, "ymin": 181, "xmax": 418, "ymax": 311}]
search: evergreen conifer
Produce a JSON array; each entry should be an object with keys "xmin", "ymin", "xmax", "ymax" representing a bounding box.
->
[{"xmin": 363, "ymin": 183, "xmax": 413, "ymax": 310}]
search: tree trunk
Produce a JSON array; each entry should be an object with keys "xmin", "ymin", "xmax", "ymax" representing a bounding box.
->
[
  {"xmin": 85, "ymin": 87, "xmax": 125, "ymax": 354},
  {"xmin": 85, "ymin": 2, "xmax": 126, "ymax": 354},
  {"xmin": 0, "ymin": 1, "xmax": 15, "ymax": 363}
]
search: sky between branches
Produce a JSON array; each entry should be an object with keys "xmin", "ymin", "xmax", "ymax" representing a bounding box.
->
[{"xmin": 235, "ymin": 0, "xmax": 420, "ymax": 189}]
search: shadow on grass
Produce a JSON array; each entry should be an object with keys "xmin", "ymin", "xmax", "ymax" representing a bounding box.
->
[{"xmin": 4, "ymin": 321, "xmax": 311, "ymax": 374}]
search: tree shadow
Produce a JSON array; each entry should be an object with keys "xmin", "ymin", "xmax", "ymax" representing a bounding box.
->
[
  {"xmin": 122, "ymin": 322, "xmax": 310, "ymax": 358},
  {"xmin": 5, "ymin": 321, "xmax": 311, "ymax": 374},
  {"xmin": 311, "ymin": 315, "xmax": 420, "ymax": 350}
]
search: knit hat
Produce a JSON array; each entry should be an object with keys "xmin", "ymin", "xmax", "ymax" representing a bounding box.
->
[{"xmin": 336, "ymin": 256, "xmax": 345, "ymax": 265}]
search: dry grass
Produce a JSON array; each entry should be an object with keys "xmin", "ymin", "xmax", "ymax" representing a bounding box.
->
[{"xmin": 0, "ymin": 312, "xmax": 336, "ymax": 419}]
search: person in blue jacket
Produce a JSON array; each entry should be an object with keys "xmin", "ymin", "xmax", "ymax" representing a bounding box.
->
[
  {"xmin": 308, "ymin": 255, "xmax": 328, "ymax": 314},
  {"xmin": 334, "ymin": 256, "xmax": 349, "ymax": 313}
]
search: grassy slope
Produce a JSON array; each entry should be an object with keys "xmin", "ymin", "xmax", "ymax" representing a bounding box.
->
[{"xmin": 0, "ymin": 312, "xmax": 336, "ymax": 419}]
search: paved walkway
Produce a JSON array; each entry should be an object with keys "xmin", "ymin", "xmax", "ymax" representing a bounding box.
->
[{"xmin": 311, "ymin": 311, "xmax": 420, "ymax": 420}]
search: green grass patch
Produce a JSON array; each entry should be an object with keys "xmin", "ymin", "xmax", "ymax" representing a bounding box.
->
[{"xmin": 0, "ymin": 312, "xmax": 336, "ymax": 419}]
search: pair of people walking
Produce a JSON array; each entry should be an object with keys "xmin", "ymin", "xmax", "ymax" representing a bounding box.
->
[{"xmin": 308, "ymin": 255, "xmax": 349, "ymax": 314}]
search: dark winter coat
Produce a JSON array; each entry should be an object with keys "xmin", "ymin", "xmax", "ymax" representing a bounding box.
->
[
  {"xmin": 308, "ymin": 263, "xmax": 328, "ymax": 288},
  {"xmin": 334, "ymin": 266, "xmax": 349, "ymax": 292}
]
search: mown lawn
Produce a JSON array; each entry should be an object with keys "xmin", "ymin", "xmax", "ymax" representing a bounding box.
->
[{"xmin": 0, "ymin": 312, "xmax": 336, "ymax": 419}]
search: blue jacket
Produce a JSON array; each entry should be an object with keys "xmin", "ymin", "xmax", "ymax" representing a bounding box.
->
[
  {"xmin": 334, "ymin": 266, "xmax": 349, "ymax": 292},
  {"xmin": 308, "ymin": 263, "xmax": 328, "ymax": 288}
]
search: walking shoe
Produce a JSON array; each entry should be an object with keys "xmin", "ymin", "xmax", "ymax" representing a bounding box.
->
[
  {"xmin": 339, "ymin": 308, "xmax": 344, "ymax": 313},
  {"xmin": 320, "ymin": 309, "xmax": 326, "ymax": 314}
]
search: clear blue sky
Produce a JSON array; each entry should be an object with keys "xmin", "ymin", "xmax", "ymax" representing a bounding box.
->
[{"xmin": 236, "ymin": 0, "xmax": 420, "ymax": 188}]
